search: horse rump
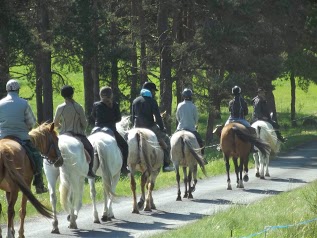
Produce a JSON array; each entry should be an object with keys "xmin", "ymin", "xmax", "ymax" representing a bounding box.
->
[{"xmin": 1, "ymin": 147, "xmax": 53, "ymax": 219}]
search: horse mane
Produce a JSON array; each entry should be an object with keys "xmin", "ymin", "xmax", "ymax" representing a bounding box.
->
[{"xmin": 29, "ymin": 122, "xmax": 57, "ymax": 149}]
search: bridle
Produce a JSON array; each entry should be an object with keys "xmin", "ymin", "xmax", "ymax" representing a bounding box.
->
[{"xmin": 41, "ymin": 132, "xmax": 62, "ymax": 166}]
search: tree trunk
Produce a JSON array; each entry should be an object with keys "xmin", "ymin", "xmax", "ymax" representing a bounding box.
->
[
  {"xmin": 0, "ymin": 8, "xmax": 10, "ymax": 98},
  {"xmin": 290, "ymin": 71, "xmax": 296, "ymax": 126},
  {"xmin": 83, "ymin": 54, "xmax": 94, "ymax": 120},
  {"xmin": 36, "ymin": 0, "xmax": 53, "ymax": 123},
  {"xmin": 205, "ymin": 110, "xmax": 215, "ymax": 145},
  {"xmin": 158, "ymin": 0, "xmax": 172, "ymax": 134},
  {"xmin": 138, "ymin": 0, "xmax": 147, "ymax": 84}
]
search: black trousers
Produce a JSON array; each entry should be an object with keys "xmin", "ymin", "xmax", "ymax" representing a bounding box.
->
[{"xmin": 114, "ymin": 130, "xmax": 129, "ymax": 168}]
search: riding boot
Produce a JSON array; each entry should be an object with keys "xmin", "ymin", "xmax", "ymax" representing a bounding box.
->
[
  {"xmin": 162, "ymin": 148, "xmax": 174, "ymax": 172},
  {"xmin": 87, "ymin": 158, "xmax": 96, "ymax": 179},
  {"xmin": 33, "ymin": 173, "xmax": 48, "ymax": 194},
  {"xmin": 275, "ymin": 130, "xmax": 286, "ymax": 143}
]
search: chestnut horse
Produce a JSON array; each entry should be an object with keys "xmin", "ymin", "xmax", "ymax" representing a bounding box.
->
[
  {"xmin": 0, "ymin": 123, "xmax": 63, "ymax": 238},
  {"xmin": 170, "ymin": 130, "xmax": 207, "ymax": 201},
  {"xmin": 220, "ymin": 123, "xmax": 270, "ymax": 190},
  {"xmin": 127, "ymin": 128, "xmax": 164, "ymax": 214},
  {"xmin": 251, "ymin": 120, "xmax": 281, "ymax": 179}
]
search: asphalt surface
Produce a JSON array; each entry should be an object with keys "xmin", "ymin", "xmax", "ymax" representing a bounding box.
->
[{"xmin": 3, "ymin": 141, "xmax": 317, "ymax": 238}]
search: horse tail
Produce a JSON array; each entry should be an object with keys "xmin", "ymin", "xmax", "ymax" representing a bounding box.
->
[
  {"xmin": 233, "ymin": 127, "xmax": 270, "ymax": 157},
  {"xmin": 138, "ymin": 131, "xmax": 152, "ymax": 174},
  {"xmin": 182, "ymin": 135, "xmax": 207, "ymax": 177},
  {"xmin": 2, "ymin": 149, "xmax": 53, "ymax": 219},
  {"xmin": 59, "ymin": 179, "xmax": 70, "ymax": 212}
]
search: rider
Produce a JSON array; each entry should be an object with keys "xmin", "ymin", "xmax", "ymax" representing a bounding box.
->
[
  {"xmin": 90, "ymin": 86, "xmax": 129, "ymax": 174},
  {"xmin": 53, "ymin": 85, "xmax": 96, "ymax": 178},
  {"xmin": 131, "ymin": 81, "xmax": 174, "ymax": 172},
  {"xmin": 0, "ymin": 79, "xmax": 48, "ymax": 194},
  {"xmin": 252, "ymin": 87, "xmax": 286, "ymax": 142},
  {"xmin": 175, "ymin": 88, "xmax": 205, "ymax": 155},
  {"xmin": 225, "ymin": 85, "xmax": 257, "ymax": 152}
]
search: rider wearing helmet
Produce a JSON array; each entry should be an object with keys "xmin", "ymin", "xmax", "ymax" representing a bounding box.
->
[
  {"xmin": 132, "ymin": 81, "xmax": 174, "ymax": 172},
  {"xmin": 225, "ymin": 86, "xmax": 250, "ymax": 127},
  {"xmin": 0, "ymin": 79, "xmax": 48, "ymax": 193},
  {"xmin": 252, "ymin": 87, "xmax": 285, "ymax": 142},
  {"xmin": 91, "ymin": 86, "xmax": 129, "ymax": 174},
  {"xmin": 176, "ymin": 88, "xmax": 205, "ymax": 155},
  {"xmin": 54, "ymin": 85, "xmax": 96, "ymax": 178}
]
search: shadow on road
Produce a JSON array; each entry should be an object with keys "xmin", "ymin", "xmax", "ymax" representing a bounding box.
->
[
  {"xmin": 269, "ymin": 177, "xmax": 307, "ymax": 183},
  {"xmin": 244, "ymin": 188, "xmax": 282, "ymax": 195}
]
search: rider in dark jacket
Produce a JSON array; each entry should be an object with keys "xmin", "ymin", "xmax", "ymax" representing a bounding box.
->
[
  {"xmin": 132, "ymin": 82, "xmax": 174, "ymax": 172},
  {"xmin": 252, "ymin": 87, "xmax": 286, "ymax": 142},
  {"xmin": 91, "ymin": 86, "xmax": 129, "ymax": 174}
]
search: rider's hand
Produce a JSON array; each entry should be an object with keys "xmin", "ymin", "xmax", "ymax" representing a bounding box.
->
[{"xmin": 161, "ymin": 127, "xmax": 167, "ymax": 133}]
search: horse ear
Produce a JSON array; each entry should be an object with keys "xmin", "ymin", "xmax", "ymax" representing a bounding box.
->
[{"xmin": 50, "ymin": 123, "xmax": 55, "ymax": 131}]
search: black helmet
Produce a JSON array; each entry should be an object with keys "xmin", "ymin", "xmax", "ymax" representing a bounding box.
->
[
  {"xmin": 232, "ymin": 86, "xmax": 241, "ymax": 95},
  {"xmin": 182, "ymin": 88, "xmax": 193, "ymax": 98},
  {"xmin": 61, "ymin": 85, "xmax": 74, "ymax": 98},
  {"xmin": 143, "ymin": 82, "xmax": 158, "ymax": 91}
]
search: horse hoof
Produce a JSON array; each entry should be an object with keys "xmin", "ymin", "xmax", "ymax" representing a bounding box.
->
[
  {"xmin": 260, "ymin": 176, "xmax": 265, "ymax": 180},
  {"xmin": 243, "ymin": 175, "xmax": 249, "ymax": 182},
  {"xmin": 101, "ymin": 216, "xmax": 111, "ymax": 222},
  {"xmin": 144, "ymin": 207, "xmax": 152, "ymax": 212},
  {"xmin": 137, "ymin": 201, "xmax": 144, "ymax": 210},
  {"xmin": 255, "ymin": 172, "xmax": 260, "ymax": 178},
  {"xmin": 227, "ymin": 186, "xmax": 232, "ymax": 190},
  {"xmin": 94, "ymin": 219, "xmax": 101, "ymax": 223},
  {"xmin": 51, "ymin": 228, "xmax": 60, "ymax": 234},
  {"xmin": 67, "ymin": 215, "xmax": 70, "ymax": 221},
  {"xmin": 132, "ymin": 209, "xmax": 139, "ymax": 214},
  {"xmin": 188, "ymin": 194, "xmax": 193, "ymax": 199},
  {"xmin": 151, "ymin": 205, "xmax": 156, "ymax": 210},
  {"xmin": 265, "ymin": 174, "xmax": 270, "ymax": 177},
  {"xmin": 176, "ymin": 196, "xmax": 182, "ymax": 201}
]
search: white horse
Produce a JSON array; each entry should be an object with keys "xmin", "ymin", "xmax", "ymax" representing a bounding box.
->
[
  {"xmin": 127, "ymin": 128, "xmax": 164, "ymax": 213},
  {"xmin": 170, "ymin": 130, "xmax": 207, "ymax": 201},
  {"xmin": 87, "ymin": 131, "xmax": 122, "ymax": 223},
  {"xmin": 251, "ymin": 120, "xmax": 281, "ymax": 179},
  {"xmin": 43, "ymin": 134, "xmax": 88, "ymax": 233}
]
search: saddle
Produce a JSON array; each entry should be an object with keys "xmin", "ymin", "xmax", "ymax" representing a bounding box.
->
[
  {"xmin": 91, "ymin": 126, "xmax": 115, "ymax": 138},
  {"xmin": 3, "ymin": 135, "xmax": 36, "ymax": 173},
  {"xmin": 65, "ymin": 132, "xmax": 92, "ymax": 164}
]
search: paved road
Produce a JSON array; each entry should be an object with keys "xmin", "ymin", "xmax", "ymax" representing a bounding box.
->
[{"xmin": 4, "ymin": 141, "xmax": 317, "ymax": 238}]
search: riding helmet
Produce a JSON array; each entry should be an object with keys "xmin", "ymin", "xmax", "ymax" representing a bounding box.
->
[
  {"xmin": 182, "ymin": 88, "xmax": 193, "ymax": 99},
  {"xmin": 6, "ymin": 79, "xmax": 20, "ymax": 92},
  {"xmin": 232, "ymin": 86, "xmax": 241, "ymax": 95},
  {"xmin": 142, "ymin": 82, "xmax": 158, "ymax": 91}
]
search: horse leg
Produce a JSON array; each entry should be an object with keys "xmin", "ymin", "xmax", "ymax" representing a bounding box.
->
[
  {"xmin": 264, "ymin": 155, "xmax": 271, "ymax": 177},
  {"xmin": 258, "ymin": 152, "xmax": 265, "ymax": 179},
  {"xmin": 233, "ymin": 157, "xmax": 243, "ymax": 188},
  {"xmin": 253, "ymin": 152, "xmax": 260, "ymax": 177},
  {"xmin": 130, "ymin": 170, "xmax": 139, "ymax": 214},
  {"xmin": 243, "ymin": 157, "xmax": 249, "ymax": 182},
  {"xmin": 138, "ymin": 173, "xmax": 147, "ymax": 210},
  {"xmin": 191, "ymin": 165, "xmax": 198, "ymax": 193},
  {"xmin": 68, "ymin": 208, "xmax": 78, "ymax": 229},
  {"xmin": 6, "ymin": 191, "xmax": 17, "ymax": 238},
  {"xmin": 224, "ymin": 156, "xmax": 232, "ymax": 190},
  {"xmin": 144, "ymin": 172, "xmax": 159, "ymax": 211},
  {"xmin": 44, "ymin": 165, "xmax": 60, "ymax": 233},
  {"xmin": 18, "ymin": 194, "xmax": 28, "ymax": 238},
  {"xmin": 188, "ymin": 169, "xmax": 193, "ymax": 199},
  {"xmin": 183, "ymin": 167, "xmax": 188, "ymax": 198},
  {"xmin": 175, "ymin": 165, "xmax": 182, "ymax": 201},
  {"xmin": 88, "ymin": 178, "xmax": 100, "ymax": 223}
]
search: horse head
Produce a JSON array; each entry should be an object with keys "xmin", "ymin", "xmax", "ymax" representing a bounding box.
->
[{"xmin": 29, "ymin": 123, "xmax": 63, "ymax": 167}]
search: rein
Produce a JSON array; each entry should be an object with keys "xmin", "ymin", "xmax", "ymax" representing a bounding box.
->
[{"xmin": 41, "ymin": 132, "xmax": 62, "ymax": 166}]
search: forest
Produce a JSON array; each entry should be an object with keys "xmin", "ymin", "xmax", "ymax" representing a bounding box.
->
[{"xmin": 1, "ymin": 0, "xmax": 317, "ymax": 143}]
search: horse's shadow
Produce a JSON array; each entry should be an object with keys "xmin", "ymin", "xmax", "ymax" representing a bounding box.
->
[
  {"xmin": 73, "ymin": 226, "xmax": 132, "ymax": 238},
  {"xmin": 269, "ymin": 177, "xmax": 307, "ymax": 184},
  {"xmin": 243, "ymin": 188, "xmax": 282, "ymax": 195},
  {"xmin": 192, "ymin": 198, "xmax": 239, "ymax": 205}
]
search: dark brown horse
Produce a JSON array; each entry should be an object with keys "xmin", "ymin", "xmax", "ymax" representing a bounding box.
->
[
  {"xmin": 220, "ymin": 123, "xmax": 270, "ymax": 190},
  {"xmin": 0, "ymin": 123, "xmax": 62, "ymax": 238}
]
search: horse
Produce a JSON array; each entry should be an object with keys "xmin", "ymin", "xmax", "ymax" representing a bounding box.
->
[
  {"xmin": 127, "ymin": 128, "xmax": 164, "ymax": 214},
  {"xmin": 220, "ymin": 123, "xmax": 270, "ymax": 190},
  {"xmin": 43, "ymin": 133, "xmax": 89, "ymax": 233},
  {"xmin": 170, "ymin": 130, "xmax": 207, "ymax": 201},
  {"xmin": 87, "ymin": 130, "xmax": 122, "ymax": 223},
  {"xmin": 0, "ymin": 122, "xmax": 62, "ymax": 238},
  {"xmin": 251, "ymin": 120, "xmax": 281, "ymax": 179}
]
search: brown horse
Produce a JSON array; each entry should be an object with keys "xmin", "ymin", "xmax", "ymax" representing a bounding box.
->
[
  {"xmin": 220, "ymin": 123, "xmax": 270, "ymax": 190},
  {"xmin": 170, "ymin": 130, "xmax": 207, "ymax": 201},
  {"xmin": 0, "ymin": 123, "xmax": 62, "ymax": 238},
  {"xmin": 127, "ymin": 128, "xmax": 164, "ymax": 214}
]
